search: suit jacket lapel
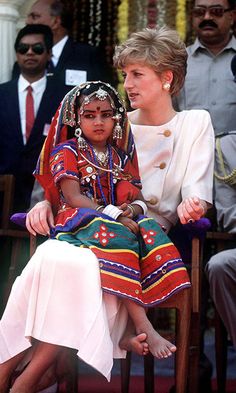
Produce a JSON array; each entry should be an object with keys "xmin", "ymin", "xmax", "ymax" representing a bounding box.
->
[
  {"xmin": 8, "ymin": 80, "xmax": 23, "ymax": 145},
  {"xmin": 55, "ymin": 38, "xmax": 73, "ymax": 72}
]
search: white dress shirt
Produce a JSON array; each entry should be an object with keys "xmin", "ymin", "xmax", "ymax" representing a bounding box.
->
[
  {"xmin": 18, "ymin": 74, "xmax": 47, "ymax": 144},
  {"xmin": 52, "ymin": 35, "xmax": 68, "ymax": 66}
]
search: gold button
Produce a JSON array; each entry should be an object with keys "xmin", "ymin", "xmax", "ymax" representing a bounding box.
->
[
  {"xmin": 159, "ymin": 162, "xmax": 166, "ymax": 170},
  {"xmin": 164, "ymin": 130, "xmax": 171, "ymax": 137},
  {"xmin": 146, "ymin": 196, "xmax": 158, "ymax": 205}
]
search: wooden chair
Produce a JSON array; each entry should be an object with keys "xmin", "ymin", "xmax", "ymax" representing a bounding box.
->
[
  {"xmin": 205, "ymin": 230, "xmax": 236, "ymax": 393},
  {"xmin": 0, "ymin": 175, "xmax": 35, "ymax": 303},
  {"xmin": 0, "ymin": 175, "xmax": 77, "ymax": 393},
  {"xmin": 120, "ymin": 219, "xmax": 210, "ymax": 393}
]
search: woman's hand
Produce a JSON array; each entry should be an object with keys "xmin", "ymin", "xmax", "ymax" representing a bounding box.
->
[
  {"xmin": 177, "ymin": 197, "xmax": 207, "ymax": 225},
  {"xmin": 26, "ymin": 200, "xmax": 55, "ymax": 236},
  {"xmin": 117, "ymin": 216, "xmax": 139, "ymax": 235}
]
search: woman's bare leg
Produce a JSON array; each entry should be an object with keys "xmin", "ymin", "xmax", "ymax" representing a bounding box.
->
[
  {"xmin": 122, "ymin": 300, "xmax": 176, "ymax": 359},
  {"xmin": 10, "ymin": 342, "xmax": 61, "ymax": 393}
]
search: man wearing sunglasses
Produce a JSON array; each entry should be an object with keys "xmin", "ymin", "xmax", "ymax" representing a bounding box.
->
[
  {"xmin": 12, "ymin": 0, "xmax": 113, "ymax": 89},
  {"xmin": 175, "ymin": 0, "xmax": 236, "ymax": 136},
  {"xmin": 0, "ymin": 24, "xmax": 68, "ymax": 213}
]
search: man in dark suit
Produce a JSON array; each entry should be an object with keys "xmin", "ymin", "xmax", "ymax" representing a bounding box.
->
[
  {"xmin": 21, "ymin": 0, "xmax": 113, "ymax": 88},
  {"xmin": 0, "ymin": 24, "xmax": 68, "ymax": 212}
]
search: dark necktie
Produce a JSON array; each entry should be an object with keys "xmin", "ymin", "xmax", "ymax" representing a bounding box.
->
[
  {"xmin": 47, "ymin": 59, "xmax": 55, "ymax": 75},
  {"xmin": 26, "ymin": 85, "xmax": 35, "ymax": 141}
]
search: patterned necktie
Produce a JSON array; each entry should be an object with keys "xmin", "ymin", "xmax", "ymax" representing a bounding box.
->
[{"xmin": 26, "ymin": 85, "xmax": 35, "ymax": 141}]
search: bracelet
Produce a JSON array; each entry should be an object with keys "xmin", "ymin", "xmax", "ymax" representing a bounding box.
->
[
  {"xmin": 127, "ymin": 204, "xmax": 136, "ymax": 218},
  {"xmin": 102, "ymin": 204, "xmax": 123, "ymax": 220},
  {"xmin": 96, "ymin": 205, "xmax": 104, "ymax": 212},
  {"xmin": 131, "ymin": 200, "xmax": 147, "ymax": 215}
]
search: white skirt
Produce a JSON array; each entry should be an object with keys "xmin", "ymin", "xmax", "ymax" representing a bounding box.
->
[{"xmin": 0, "ymin": 239, "xmax": 128, "ymax": 381}]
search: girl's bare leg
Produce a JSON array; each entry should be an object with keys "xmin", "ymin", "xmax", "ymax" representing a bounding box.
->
[
  {"xmin": 122, "ymin": 300, "xmax": 176, "ymax": 359},
  {"xmin": 36, "ymin": 363, "xmax": 57, "ymax": 392},
  {"xmin": 10, "ymin": 342, "xmax": 61, "ymax": 393},
  {"xmin": 0, "ymin": 350, "xmax": 27, "ymax": 393}
]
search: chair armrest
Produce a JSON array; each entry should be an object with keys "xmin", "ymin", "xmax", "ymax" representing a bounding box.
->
[
  {"xmin": 184, "ymin": 217, "xmax": 212, "ymax": 240},
  {"xmin": 10, "ymin": 212, "xmax": 27, "ymax": 228},
  {"xmin": 10, "ymin": 212, "xmax": 36, "ymax": 257}
]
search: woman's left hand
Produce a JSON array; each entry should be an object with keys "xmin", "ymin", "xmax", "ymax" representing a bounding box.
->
[{"xmin": 177, "ymin": 197, "xmax": 207, "ymax": 225}]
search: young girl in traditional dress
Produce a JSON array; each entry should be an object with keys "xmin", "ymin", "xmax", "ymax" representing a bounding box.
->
[
  {"xmin": 36, "ymin": 81, "xmax": 191, "ymax": 356},
  {"xmin": 0, "ymin": 81, "xmax": 190, "ymax": 393}
]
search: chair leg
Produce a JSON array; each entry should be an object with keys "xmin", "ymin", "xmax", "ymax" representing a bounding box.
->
[
  {"xmin": 4, "ymin": 238, "xmax": 25, "ymax": 305},
  {"xmin": 174, "ymin": 289, "xmax": 191, "ymax": 393},
  {"xmin": 144, "ymin": 353, "xmax": 155, "ymax": 393},
  {"xmin": 215, "ymin": 310, "xmax": 228, "ymax": 393},
  {"xmin": 188, "ymin": 311, "xmax": 200, "ymax": 393},
  {"xmin": 120, "ymin": 351, "xmax": 132, "ymax": 393}
]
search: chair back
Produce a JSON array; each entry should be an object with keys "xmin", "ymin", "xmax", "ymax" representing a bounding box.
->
[{"xmin": 0, "ymin": 174, "xmax": 15, "ymax": 229}]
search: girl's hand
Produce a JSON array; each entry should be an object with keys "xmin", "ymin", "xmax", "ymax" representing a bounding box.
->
[
  {"xmin": 118, "ymin": 203, "xmax": 133, "ymax": 218},
  {"xmin": 177, "ymin": 197, "xmax": 207, "ymax": 225},
  {"xmin": 117, "ymin": 216, "xmax": 139, "ymax": 235}
]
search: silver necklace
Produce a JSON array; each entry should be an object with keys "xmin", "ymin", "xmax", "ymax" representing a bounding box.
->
[{"xmin": 93, "ymin": 147, "xmax": 109, "ymax": 166}]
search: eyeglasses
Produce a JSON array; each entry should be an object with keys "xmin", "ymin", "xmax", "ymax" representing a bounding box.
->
[
  {"xmin": 16, "ymin": 43, "xmax": 46, "ymax": 55},
  {"xmin": 192, "ymin": 6, "xmax": 232, "ymax": 18}
]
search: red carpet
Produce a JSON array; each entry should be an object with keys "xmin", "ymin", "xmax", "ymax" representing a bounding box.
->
[{"xmin": 70, "ymin": 375, "xmax": 236, "ymax": 393}]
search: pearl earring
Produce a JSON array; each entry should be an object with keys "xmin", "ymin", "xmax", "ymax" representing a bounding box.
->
[{"xmin": 163, "ymin": 82, "xmax": 171, "ymax": 91}]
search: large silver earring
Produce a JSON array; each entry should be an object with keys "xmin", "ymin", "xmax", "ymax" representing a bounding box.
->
[
  {"xmin": 113, "ymin": 123, "xmax": 122, "ymax": 140},
  {"xmin": 163, "ymin": 82, "xmax": 171, "ymax": 91},
  {"xmin": 75, "ymin": 127, "xmax": 87, "ymax": 150}
]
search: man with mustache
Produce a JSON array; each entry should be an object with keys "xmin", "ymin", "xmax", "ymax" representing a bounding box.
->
[
  {"xmin": 174, "ymin": 2, "xmax": 236, "ymax": 391},
  {"xmin": 175, "ymin": 0, "xmax": 236, "ymax": 135}
]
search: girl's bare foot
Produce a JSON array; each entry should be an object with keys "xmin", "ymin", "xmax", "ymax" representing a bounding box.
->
[
  {"xmin": 146, "ymin": 329, "xmax": 176, "ymax": 359},
  {"xmin": 120, "ymin": 332, "xmax": 149, "ymax": 355}
]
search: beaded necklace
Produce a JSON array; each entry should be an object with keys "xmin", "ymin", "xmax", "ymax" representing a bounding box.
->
[{"xmin": 87, "ymin": 142, "xmax": 115, "ymax": 205}]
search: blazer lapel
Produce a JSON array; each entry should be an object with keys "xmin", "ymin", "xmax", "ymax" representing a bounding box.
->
[
  {"xmin": 8, "ymin": 80, "xmax": 23, "ymax": 145},
  {"xmin": 55, "ymin": 38, "xmax": 73, "ymax": 72}
]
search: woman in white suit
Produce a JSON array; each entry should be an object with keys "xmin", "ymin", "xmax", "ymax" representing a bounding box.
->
[{"xmin": 0, "ymin": 26, "xmax": 214, "ymax": 393}]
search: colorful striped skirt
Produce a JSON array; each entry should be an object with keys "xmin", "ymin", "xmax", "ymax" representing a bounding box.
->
[{"xmin": 51, "ymin": 208, "xmax": 191, "ymax": 306}]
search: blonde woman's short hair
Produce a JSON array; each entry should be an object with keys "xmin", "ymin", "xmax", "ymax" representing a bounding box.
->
[{"xmin": 113, "ymin": 26, "xmax": 187, "ymax": 96}]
